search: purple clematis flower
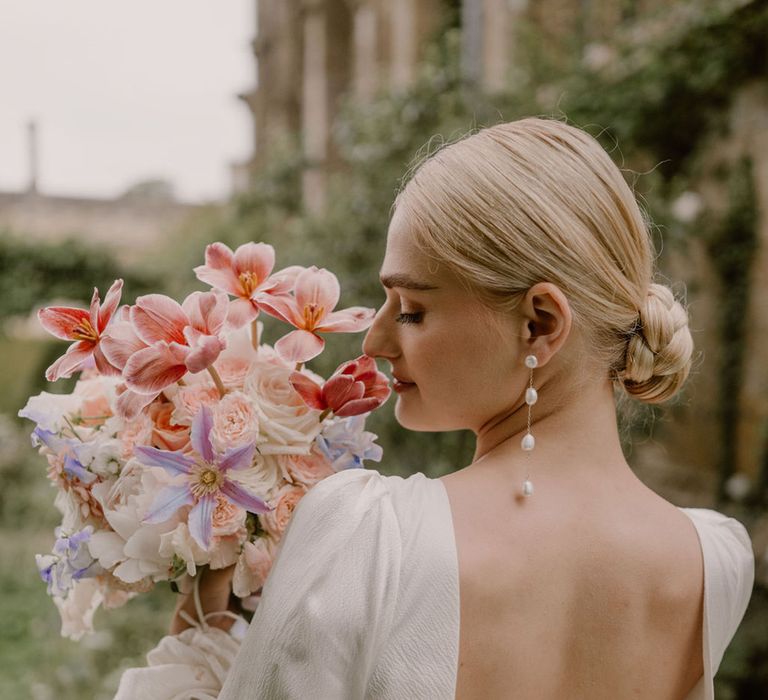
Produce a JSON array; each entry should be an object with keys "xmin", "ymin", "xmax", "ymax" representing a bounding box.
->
[{"xmin": 135, "ymin": 405, "xmax": 272, "ymax": 550}]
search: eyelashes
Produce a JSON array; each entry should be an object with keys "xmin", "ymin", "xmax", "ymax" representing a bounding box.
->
[{"xmin": 395, "ymin": 312, "xmax": 423, "ymax": 324}]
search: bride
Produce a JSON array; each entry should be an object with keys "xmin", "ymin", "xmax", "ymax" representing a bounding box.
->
[{"xmin": 120, "ymin": 117, "xmax": 754, "ymax": 699}]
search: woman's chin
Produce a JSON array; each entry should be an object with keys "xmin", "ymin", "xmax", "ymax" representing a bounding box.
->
[{"xmin": 394, "ymin": 399, "xmax": 457, "ymax": 433}]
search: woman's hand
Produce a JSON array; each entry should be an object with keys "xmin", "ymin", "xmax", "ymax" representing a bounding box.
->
[{"xmin": 170, "ymin": 563, "xmax": 237, "ymax": 635}]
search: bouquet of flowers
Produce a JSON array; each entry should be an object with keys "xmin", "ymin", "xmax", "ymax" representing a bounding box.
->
[{"xmin": 20, "ymin": 241, "xmax": 390, "ymax": 641}]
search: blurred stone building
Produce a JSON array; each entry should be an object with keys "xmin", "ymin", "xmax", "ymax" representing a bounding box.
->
[
  {"xmin": 0, "ymin": 123, "xmax": 202, "ymax": 266},
  {"xmin": 0, "ymin": 182, "xmax": 199, "ymax": 266},
  {"xmin": 233, "ymin": 0, "xmax": 671, "ymax": 210},
  {"xmin": 234, "ymin": 0, "xmax": 768, "ymax": 499}
]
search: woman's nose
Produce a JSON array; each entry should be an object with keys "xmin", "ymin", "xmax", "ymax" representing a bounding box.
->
[{"xmin": 362, "ymin": 306, "xmax": 398, "ymax": 360}]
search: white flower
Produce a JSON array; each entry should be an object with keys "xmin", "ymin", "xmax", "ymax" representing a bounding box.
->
[
  {"xmin": 18, "ymin": 391, "xmax": 83, "ymax": 432},
  {"xmin": 54, "ymin": 488, "xmax": 88, "ymax": 533},
  {"xmin": 228, "ymin": 452, "xmax": 283, "ymax": 501},
  {"xmin": 89, "ymin": 466, "xmax": 178, "ymax": 585},
  {"xmin": 75, "ymin": 437, "xmax": 123, "ymax": 478},
  {"xmin": 53, "ymin": 578, "xmax": 104, "ymax": 641},
  {"xmin": 159, "ymin": 523, "xmax": 210, "ymax": 577},
  {"xmin": 114, "ymin": 625, "xmax": 243, "ymax": 700}
]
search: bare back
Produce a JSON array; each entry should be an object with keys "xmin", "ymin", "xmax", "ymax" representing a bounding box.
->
[{"xmin": 440, "ymin": 465, "xmax": 705, "ymax": 700}]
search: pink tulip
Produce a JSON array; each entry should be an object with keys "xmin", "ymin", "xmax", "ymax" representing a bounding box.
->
[
  {"xmin": 193, "ymin": 241, "xmax": 304, "ymax": 329},
  {"xmin": 118, "ymin": 290, "xmax": 229, "ymax": 395},
  {"xmin": 38, "ymin": 279, "xmax": 124, "ymax": 381},
  {"xmin": 100, "ymin": 305, "xmax": 149, "ymax": 371},
  {"xmin": 256, "ymin": 267, "xmax": 375, "ymax": 363},
  {"xmin": 290, "ymin": 355, "xmax": 391, "ymax": 418}
]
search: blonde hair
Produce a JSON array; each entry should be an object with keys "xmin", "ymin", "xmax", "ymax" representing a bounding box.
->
[{"xmin": 395, "ymin": 117, "xmax": 693, "ymax": 404}]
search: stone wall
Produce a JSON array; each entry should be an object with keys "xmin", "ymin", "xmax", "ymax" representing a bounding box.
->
[{"xmin": 0, "ymin": 189, "xmax": 201, "ymax": 265}]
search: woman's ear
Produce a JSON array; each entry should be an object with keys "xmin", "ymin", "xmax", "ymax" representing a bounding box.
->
[{"xmin": 517, "ymin": 282, "xmax": 572, "ymax": 366}]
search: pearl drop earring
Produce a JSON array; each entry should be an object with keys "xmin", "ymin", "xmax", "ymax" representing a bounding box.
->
[{"xmin": 521, "ymin": 354, "xmax": 538, "ymax": 497}]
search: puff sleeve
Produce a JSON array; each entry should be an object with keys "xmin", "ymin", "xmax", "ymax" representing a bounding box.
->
[
  {"xmin": 219, "ymin": 467, "xmax": 402, "ymax": 700},
  {"xmin": 699, "ymin": 510, "xmax": 755, "ymax": 675}
]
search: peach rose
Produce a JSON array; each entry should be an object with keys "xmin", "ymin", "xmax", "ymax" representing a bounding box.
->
[
  {"xmin": 258, "ymin": 483, "xmax": 307, "ymax": 539},
  {"xmin": 216, "ymin": 357, "xmax": 251, "ymax": 387},
  {"xmin": 210, "ymin": 391, "xmax": 259, "ymax": 452},
  {"xmin": 118, "ymin": 412, "xmax": 153, "ymax": 460},
  {"xmin": 211, "ymin": 496, "xmax": 247, "ymax": 537},
  {"xmin": 149, "ymin": 402, "xmax": 190, "ymax": 452},
  {"xmin": 170, "ymin": 384, "xmax": 220, "ymax": 425},
  {"xmin": 278, "ymin": 447, "xmax": 334, "ymax": 487}
]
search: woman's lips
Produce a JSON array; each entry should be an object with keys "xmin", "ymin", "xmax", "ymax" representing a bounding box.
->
[{"xmin": 393, "ymin": 378, "xmax": 416, "ymax": 393}]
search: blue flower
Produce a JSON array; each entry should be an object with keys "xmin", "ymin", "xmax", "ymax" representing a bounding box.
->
[
  {"xmin": 31, "ymin": 428, "xmax": 97, "ymax": 484},
  {"xmin": 316, "ymin": 415, "xmax": 383, "ymax": 471},
  {"xmin": 35, "ymin": 525, "xmax": 101, "ymax": 598}
]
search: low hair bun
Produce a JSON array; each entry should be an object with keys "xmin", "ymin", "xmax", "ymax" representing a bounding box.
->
[{"xmin": 617, "ymin": 283, "xmax": 693, "ymax": 404}]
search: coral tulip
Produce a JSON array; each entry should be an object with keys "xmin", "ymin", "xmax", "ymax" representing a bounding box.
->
[
  {"xmin": 290, "ymin": 355, "xmax": 390, "ymax": 418},
  {"xmin": 38, "ymin": 279, "xmax": 124, "ymax": 381}
]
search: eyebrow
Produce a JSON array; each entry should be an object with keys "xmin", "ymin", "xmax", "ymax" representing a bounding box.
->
[{"xmin": 379, "ymin": 273, "xmax": 440, "ymax": 291}]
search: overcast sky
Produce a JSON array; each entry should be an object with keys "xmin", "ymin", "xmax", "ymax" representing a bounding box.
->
[{"xmin": 0, "ymin": 0, "xmax": 254, "ymax": 203}]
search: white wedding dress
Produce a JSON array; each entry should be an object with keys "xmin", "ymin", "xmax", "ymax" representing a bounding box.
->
[{"xmin": 116, "ymin": 467, "xmax": 755, "ymax": 700}]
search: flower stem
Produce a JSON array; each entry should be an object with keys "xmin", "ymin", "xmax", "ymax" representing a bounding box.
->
[
  {"xmin": 318, "ymin": 408, "xmax": 332, "ymax": 422},
  {"xmin": 208, "ymin": 365, "xmax": 227, "ymax": 398},
  {"xmin": 62, "ymin": 415, "xmax": 84, "ymax": 442},
  {"xmin": 250, "ymin": 319, "xmax": 260, "ymax": 351},
  {"xmin": 193, "ymin": 566, "xmax": 208, "ymax": 632}
]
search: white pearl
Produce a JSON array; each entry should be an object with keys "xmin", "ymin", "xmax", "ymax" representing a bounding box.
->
[
  {"xmin": 521, "ymin": 433, "xmax": 535, "ymax": 451},
  {"xmin": 525, "ymin": 387, "xmax": 538, "ymax": 405},
  {"xmin": 525, "ymin": 355, "xmax": 538, "ymax": 368},
  {"xmin": 522, "ymin": 479, "xmax": 534, "ymax": 496}
]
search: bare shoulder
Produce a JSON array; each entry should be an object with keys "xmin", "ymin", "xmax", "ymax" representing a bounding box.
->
[{"xmin": 438, "ymin": 465, "xmax": 706, "ymax": 626}]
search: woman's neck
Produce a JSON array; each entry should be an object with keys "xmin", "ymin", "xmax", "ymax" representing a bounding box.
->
[{"xmin": 471, "ymin": 376, "xmax": 638, "ymax": 488}]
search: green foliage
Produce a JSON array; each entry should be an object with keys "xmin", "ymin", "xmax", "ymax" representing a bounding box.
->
[
  {"xmin": 0, "ymin": 232, "xmax": 161, "ymax": 325},
  {"xmin": 0, "ymin": 526, "xmax": 174, "ymax": 700},
  {"xmin": 559, "ymin": 0, "xmax": 768, "ymax": 182},
  {"xmin": 703, "ymin": 158, "xmax": 759, "ymax": 505}
]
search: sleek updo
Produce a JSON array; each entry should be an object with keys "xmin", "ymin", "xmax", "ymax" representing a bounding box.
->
[{"xmin": 395, "ymin": 117, "xmax": 693, "ymax": 404}]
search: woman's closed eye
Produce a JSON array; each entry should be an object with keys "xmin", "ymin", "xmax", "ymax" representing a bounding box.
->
[{"xmin": 395, "ymin": 311, "xmax": 423, "ymax": 324}]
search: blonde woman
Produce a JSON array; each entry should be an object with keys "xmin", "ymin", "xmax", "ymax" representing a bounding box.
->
[{"xmin": 123, "ymin": 117, "xmax": 755, "ymax": 699}]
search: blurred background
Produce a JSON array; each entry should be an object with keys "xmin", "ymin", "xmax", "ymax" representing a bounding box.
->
[{"xmin": 1, "ymin": 0, "xmax": 767, "ymax": 697}]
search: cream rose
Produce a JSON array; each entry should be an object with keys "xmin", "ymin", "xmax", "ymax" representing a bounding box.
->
[
  {"xmin": 228, "ymin": 453, "xmax": 283, "ymax": 502},
  {"xmin": 243, "ymin": 350, "xmax": 322, "ymax": 455}
]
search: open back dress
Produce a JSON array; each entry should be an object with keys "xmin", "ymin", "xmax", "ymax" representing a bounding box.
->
[{"xmin": 118, "ymin": 466, "xmax": 755, "ymax": 700}]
